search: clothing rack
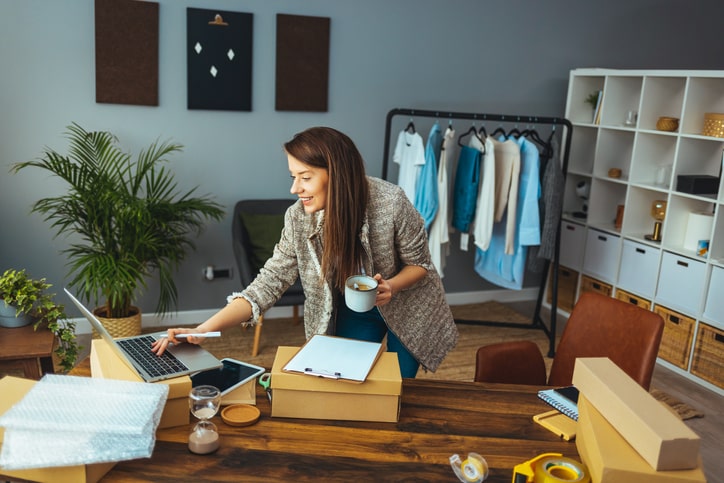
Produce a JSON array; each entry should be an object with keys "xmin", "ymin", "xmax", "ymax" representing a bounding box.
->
[{"xmin": 381, "ymin": 107, "xmax": 572, "ymax": 357}]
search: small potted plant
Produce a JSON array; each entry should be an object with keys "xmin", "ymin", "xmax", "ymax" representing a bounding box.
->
[{"xmin": 0, "ymin": 268, "xmax": 80, "ymax": 372}]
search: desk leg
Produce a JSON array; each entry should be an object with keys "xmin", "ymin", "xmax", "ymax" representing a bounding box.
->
[
  {"xmin": 39, "ymin": 356, "xmax": 55, "ymax": 376},
  {"xmin": 20, "ymin": 358, "xmax": 42, "ymax": 380}
]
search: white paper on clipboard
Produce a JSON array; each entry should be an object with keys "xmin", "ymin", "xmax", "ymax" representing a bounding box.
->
[{"xmin": 282, "ymin": 335, "xmax": 383, "ymax": 382}]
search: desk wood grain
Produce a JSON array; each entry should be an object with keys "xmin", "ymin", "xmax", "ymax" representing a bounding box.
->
[{"xmin": 93, "ymin": 374, "xmax": 578, "ymax": 483}]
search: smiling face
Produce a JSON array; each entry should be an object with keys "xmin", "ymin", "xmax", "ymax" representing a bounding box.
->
[{"xmin": 288, "ymin": 153, "xmax": 329, "ymax": 214}]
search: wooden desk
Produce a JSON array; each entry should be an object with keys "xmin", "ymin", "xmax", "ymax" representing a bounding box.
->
[
  {"xmin": 76, "ymin": 360, "xmax": 578, "ymax": 483},
  {"xmin": 0, "ymin": 323, "xmax": 55, "ymax": 379}
]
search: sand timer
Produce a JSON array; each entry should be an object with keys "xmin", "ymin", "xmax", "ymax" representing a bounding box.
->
[{"xmin": 188, "ymin": 385, "xmax": 221, "ymax": 454}]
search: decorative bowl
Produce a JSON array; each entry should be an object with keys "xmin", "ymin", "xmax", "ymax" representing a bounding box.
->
[{"xmin": 656, "ymin": 116, "xmax": 679, "ymax": 132}]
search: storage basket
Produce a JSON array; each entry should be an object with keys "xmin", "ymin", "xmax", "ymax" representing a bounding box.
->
[
  {"xmin": 702, "ymin": 112, "xmax": 724, "ymax": 138},
  {"xmin": 653, "ymin": 305, "xmax": 694, "ymax": 369},
  {"xmin": 546, "ymin": 265, "xmax": 578, "ymax": 313},
  {"xmin": 580, "ymin": 275, "xmax": 612, "ymax": 297},
  {"xmin": 655, "ymin": 116, "xmax": 679, "ymax": 132},
  {"xmin": 614, "ymin": 289, "xmax": 651, "ymax": 310},
  {"xmin": 91, "ymin": 307, "xmax": 142, "ymax": 339},
  {"xmin": 691, "ymin": 322, "xmax": 724, "ymax": 389}
]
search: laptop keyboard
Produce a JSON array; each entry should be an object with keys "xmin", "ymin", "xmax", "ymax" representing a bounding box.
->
[{"xmin": 117, "ymin": 335, "xmax": 189, "ymax": 378}]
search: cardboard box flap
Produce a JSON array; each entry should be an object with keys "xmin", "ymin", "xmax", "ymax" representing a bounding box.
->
[
  {"xmin": 577, "ymin": 394, "xmax": 706, "ymax": 482},
  {"xmin": 271, "ymin": 346, "xmax": 401, "ymax": 395},
  {"xmin": 90, "ymin": 338, "xmax": 191, "ymax": 399},
  {"xmin": 572, "ymin": 357, "xmax": 700, "ymax": 471}
]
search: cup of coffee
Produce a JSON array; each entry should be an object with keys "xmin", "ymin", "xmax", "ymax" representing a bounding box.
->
[{"xmin": 345, "ymin": 275, "xmax": 378, "ymax": 312}]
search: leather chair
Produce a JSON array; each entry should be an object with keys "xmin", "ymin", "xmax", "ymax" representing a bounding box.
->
[
  {"xmin": 474, "ymin": 292, "xmax": 664, "ymax": 390},
  {"xmin": 232, "ymin": 199, "xmax": 305, "ymax": 357}
]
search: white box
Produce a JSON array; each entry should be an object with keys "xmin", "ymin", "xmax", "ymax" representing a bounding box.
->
[
  {"xmin": 617, "ymin": 239, "xmax": 659, "ymax": 298},
  {"xmin": 703, "ymin": 265, "xmax": 724, "ymax": 324},
  {"xmin": 560, "ymin": 221, "xmax": 587, "ymax": 270},
  {"xmin": 656, "ymin": 252, "xmax": 706, "ymax": 315},
  {"xmin": 583, "ymin": 228, "xmax": 621, "ymax": 283}
]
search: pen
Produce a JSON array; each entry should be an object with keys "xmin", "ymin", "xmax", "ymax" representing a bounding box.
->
[{"xmin": 159, "ymin": 332, "xmax": 221, "ymax": 339}]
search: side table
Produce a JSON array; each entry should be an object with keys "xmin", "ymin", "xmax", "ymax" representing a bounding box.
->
[{"xmin": 0, "ymin": 323, "xmax": 55, "ymax": 379}]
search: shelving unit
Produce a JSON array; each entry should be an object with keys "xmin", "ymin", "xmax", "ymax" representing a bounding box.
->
[{"xmin": 549, "ymin": 69, "xmax": 724, "ymax": 394}]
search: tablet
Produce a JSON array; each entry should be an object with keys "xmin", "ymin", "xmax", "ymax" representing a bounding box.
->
[{"xmin": 191, "ymin": 358, "xmax": 265, "ymax": 396}]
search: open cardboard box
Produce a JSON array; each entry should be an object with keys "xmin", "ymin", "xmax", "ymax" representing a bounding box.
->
[
  {"xmin": 572, "ymin": 357, "xmax": 700, "ymax": 471},
  {"xmin": 576, "ymin": 394, "xmax": 706, "ymax": 482},
  {"xmin": 270, "ymin": 346, "xmax": 402, "ymax": 422},
  {"xmin": 90, "ymin": 338, "xmax": 255, "ymax": 429},
  {"xmin": 0, "ymin": 376, "xmax": 116, "ymax": 483}
]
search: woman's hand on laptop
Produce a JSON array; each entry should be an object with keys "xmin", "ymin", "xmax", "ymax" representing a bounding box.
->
[{"xmin": 151, "ymin": 328, "xmax": 204, "ymax": 356}]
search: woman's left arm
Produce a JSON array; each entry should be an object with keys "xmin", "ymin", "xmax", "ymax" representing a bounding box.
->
[{"xmin": 374, "ymin": 265, "xmax": 426, "ymax": 307}]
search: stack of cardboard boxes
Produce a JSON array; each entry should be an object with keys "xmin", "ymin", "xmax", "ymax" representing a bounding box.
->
[{"xmin": 573, "ymin": 357, "xmax": 706, "ymax": 482}]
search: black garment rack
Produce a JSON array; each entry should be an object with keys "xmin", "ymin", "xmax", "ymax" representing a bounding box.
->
[{"xmin": 381, "ymin": 108, "xmax": 572, "ymax": 357}]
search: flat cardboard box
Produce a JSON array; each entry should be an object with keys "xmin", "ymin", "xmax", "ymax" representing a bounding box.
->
[
  {"xmin": 0, "ymin": 376, "xmax": 116, "ymax": 483},
  {"xmin": 90, "ymin": 339, "xmax": 255, "ymax": 428},
  {"xmin": 572, "ymin": 357, "xmax": 700, "ymax": 471},
  {"xmin": 270, "ymin": 346, "xmax": 402, "ymax": 422},
  {"xmin": 577, "ymin": 394, "xmax": 706, "ymax": 482}
]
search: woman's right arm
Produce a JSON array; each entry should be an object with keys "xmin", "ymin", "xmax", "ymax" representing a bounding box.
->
[{"xmin": 151, "ymin": 297, "xmax": 252, "ymax": 355}]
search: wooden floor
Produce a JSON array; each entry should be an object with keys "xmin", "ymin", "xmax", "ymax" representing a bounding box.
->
[{"xmin": 507, "ymin": 300, "xmax": 724, "ymax": 483}]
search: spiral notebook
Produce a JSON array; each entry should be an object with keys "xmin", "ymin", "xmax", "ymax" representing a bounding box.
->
[{"xmin": 537, "ymin": 385, "xmax": 579, "ymax": 421}]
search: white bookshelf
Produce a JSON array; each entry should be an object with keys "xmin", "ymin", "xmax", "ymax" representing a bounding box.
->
[{"xmin": 550, "ymin": 69, "xmax": 724, "ymax": 394}]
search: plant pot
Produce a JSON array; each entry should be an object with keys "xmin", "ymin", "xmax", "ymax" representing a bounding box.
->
[
  {"xmin": 0, "ymin": 300, "xmax": 34, "ymax": 328},
  {"xmin": 92, "ymin": 306, "xmax": 142, "ymax": 338}
]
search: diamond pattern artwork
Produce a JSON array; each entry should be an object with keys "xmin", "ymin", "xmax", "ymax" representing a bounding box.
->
[{"xmin": 187, "ymin": 8, "xmax": 253, "ymax": 111}]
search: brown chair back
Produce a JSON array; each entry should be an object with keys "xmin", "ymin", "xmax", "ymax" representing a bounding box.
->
[
  {"xmin": 474, "ymin": 340, "xmax": 547, "ymax": 385},
  {"xmin": 548, "ymin": 292, "xmax": 664, "ymax": 390}
]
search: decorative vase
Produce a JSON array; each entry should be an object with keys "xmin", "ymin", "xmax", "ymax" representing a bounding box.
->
[{"xmin": 0, "ymin": 300, "xmax": 34, "ymax": 328}]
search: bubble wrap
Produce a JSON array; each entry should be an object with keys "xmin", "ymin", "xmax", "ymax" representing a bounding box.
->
[{"xmin": 0, "ymin": 374, "xmax": 168, "ymax": 470}]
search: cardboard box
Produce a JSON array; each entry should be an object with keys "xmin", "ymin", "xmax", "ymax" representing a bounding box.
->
[
  {"xmin": 90, "ymin": 340, "xmax": 255, "ymax": 429},
  {"xmin": 270, "ymin": 346, "xmax": 402, "ymax": 422},
  {"xmin": 576, "ymin": 395, "xmax": 706, "ymax": 482},
  {"xmin": 0, "ymin": 376, "xmax": 116, "ymax": 483},
  {"xmin": 572, "ymin": 357, "xmax": 700, "ymax": 471}
]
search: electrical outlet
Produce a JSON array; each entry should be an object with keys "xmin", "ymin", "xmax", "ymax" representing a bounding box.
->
[{"xmin": 203, "ymin": 266, "xmax": 233, "ymax": 281}]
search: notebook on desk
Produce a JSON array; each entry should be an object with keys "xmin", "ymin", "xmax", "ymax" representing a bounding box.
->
[{"xmin": 65, "ymin": 288, "xmax": 222, "ymax": 382}]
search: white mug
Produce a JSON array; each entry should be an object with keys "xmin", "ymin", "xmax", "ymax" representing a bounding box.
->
[{"xmin": 344, "ymin": 275, "xmax": 378, "ymax": 313}]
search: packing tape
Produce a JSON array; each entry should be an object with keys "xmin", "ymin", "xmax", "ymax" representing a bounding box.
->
[
  {"xmin": 450, "ymin": 452, "xmax": 489, "ymax": 483},
  {"xmin": 534, "ymin": 456, "xmax": 589, "ymax": 483},
  {"xmin": 512, "ymin": 453, "xmax": 589, "ymax": 483}
]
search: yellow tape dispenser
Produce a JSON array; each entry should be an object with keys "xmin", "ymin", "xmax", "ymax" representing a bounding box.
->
[{"xmin": 512, "ymin": 452, "xmax": 589, "ymax": 483}]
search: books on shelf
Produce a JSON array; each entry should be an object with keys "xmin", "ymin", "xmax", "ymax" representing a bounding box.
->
[
  {"xmin": 538, "ymin": 385, "xmax": 579, "ymax": 421},
  {"xmin": 592, "ymin": 90, "xmax": 603, "ymax": 124}
]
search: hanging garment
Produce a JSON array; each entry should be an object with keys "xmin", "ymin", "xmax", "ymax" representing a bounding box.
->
[
  {"xmin": 414, "ymin": 123, "xmax": 442, "ymax": 230},
  {"xmin": 470, "ymin": 135, "xmax": 495, "ymax": 251},
  {"xmin": 528, "ymin": 136, "xmax": 564, "ymax": 272},
  {"xmin": 452, "ymin": 145, "xmax": 480, "ymax": 233},
  {"xmin": 491, "ymin": 137, "xmax": 521, "ymax": 254},
  {"xmin": 474, "ymin": 136, "xmax": 541, "ymax": 290},
  {"xmin": 393, "ymin": 129, "xmax": 425, "ymax": 203},
  {"xmin": 429, "ymin": 126, "xmax": 455, "ymax": 277}
]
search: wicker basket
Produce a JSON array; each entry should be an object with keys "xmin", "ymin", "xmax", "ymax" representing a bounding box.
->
[
  {"xmin": 655, "ymin": 116, "xmax": 679, "ymax": 132},
  {"xmin": 653, "ymin": 305, "xmax": 694, "ymax": 369},
  {"xmin": 92, "ymin": 306, "xmax": 142, "ymax": 339},
  {"xmin": 580, "ymin": 275, "xmax": 612, "ymax": 297},
  {"xmin": 691, "ymin": 322, "xmax": 724, "ymax": 389},
  {"xmin": 702, "ymin": 112, "xmax": 724, "ymax": 138},
  {"xmin": 614, "ymin": 289, "xmax": 651, "ymax": 310}
]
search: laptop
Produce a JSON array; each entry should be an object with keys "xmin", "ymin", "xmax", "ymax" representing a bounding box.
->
[{"xmin": 65, "ymin": 288, "xmax": 222, "ymax": 382}]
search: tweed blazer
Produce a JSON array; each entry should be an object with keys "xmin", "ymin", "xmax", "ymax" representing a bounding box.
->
[{"xmin": 232, "ymin": 176, "xmax": 458, "ymax": 372}]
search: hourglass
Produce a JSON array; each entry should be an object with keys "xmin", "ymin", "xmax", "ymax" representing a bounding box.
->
[{"xmin": 188, "ymin": 385, "xmax": 221, "ymax": 454}]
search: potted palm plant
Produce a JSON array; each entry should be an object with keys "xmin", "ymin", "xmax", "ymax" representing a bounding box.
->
[
  {"xmin": 0, "ymin": 268, "xmax": 80, "ymax": 372},
  {"xmin": 11, "ymin": 123, "xmax": 225, "ymax": 336}
]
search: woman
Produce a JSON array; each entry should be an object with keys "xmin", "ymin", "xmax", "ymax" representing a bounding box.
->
[{"xmin": 153, "ymin": 127, "xmax": 458, "ymax": 377}]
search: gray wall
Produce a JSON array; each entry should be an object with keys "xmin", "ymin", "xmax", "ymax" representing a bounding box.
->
[{"xmin": 2, "ymin": 0, "xmax": 723, "ymax": 316}]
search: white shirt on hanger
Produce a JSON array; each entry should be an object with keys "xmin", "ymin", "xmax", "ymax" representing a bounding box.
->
[
  {"xmin": 470, "ymin": 135, "xmax": 495, "ymax": 252},
  {"xmin": 393, "ymin": 129, "xmax": 425, "ymax": 203}
]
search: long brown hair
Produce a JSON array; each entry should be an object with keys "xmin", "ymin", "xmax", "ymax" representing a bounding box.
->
[{"xmin": 284, "ymin": 127, "xmax": 369, "ymax": 291}]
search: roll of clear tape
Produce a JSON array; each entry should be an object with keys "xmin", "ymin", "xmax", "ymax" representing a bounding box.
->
[{"xmin": 450, "ymin": 452, "xmax": 489, "ymax": 483}]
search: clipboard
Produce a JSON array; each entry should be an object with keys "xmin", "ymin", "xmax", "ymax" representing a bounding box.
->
[
  {"xmin": 282, "ymin": 335, "xmax": 383, "ymax": 383},
  {"xmin": 533, "ymin": 409, "xmax": 577, "ymax": 441}
]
